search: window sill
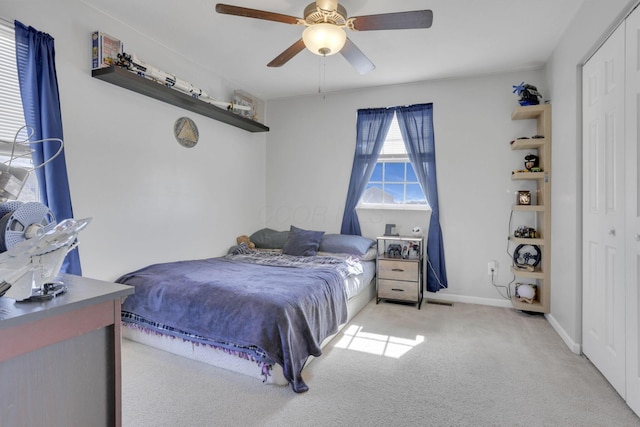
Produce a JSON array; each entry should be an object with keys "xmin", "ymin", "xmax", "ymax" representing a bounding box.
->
[{"xmin": 357, "ymin": 204, "xmax": 431, "ymax": 212}]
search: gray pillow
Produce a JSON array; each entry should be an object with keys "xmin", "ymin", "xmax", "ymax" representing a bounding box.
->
[
  {"xmin": 319, "ymin": 234, "xmax": 375, "ymax": 256},
  {"xmin": 282, "ymin": 225, "xmax": 325, "ymax": 257},
  {"xmin": 250, "ymin": 228, "xmax": 290, "ymax": 249}
]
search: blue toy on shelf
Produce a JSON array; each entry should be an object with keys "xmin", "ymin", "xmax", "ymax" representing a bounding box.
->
[{"xmin": 512, "ymin": 82, "xmax": 542, "ymax": 106}]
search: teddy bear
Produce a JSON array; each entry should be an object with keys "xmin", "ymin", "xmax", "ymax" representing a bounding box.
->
[{"xmin": 236, "ymin": 235, "xmax": 255, "ymax": 249}]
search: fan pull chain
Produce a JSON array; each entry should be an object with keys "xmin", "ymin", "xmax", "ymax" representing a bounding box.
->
[{"xmin": 318, "ymin": 56, "xmax": 326, "ymax": 99}]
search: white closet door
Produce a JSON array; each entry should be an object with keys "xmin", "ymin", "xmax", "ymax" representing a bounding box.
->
[
  {"xmin": 625, "ymin": 6, "xmax": 640, "ymax": 415},
  {"xmin": 582, "ymin": 21, "xmax": 626, "ymax": 397}
]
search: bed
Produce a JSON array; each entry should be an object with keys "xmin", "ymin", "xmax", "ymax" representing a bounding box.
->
[{"xmin": 116, "ymin": 227, "xmax": 377, "ymax": 393}]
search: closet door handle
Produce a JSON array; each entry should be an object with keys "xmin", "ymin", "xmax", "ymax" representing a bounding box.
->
[
  {"xmin": 635, "ymin": 234, "xmax": 640, "ymax": 242},
  {"xmin": 609, "ymin": 228, "xmax": 616, "ymax": 236}
]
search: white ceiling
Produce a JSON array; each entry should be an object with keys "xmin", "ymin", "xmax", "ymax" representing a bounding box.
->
[{"xmin": 83, "ymin": 0, "xmax": 585, "ymax": 101}]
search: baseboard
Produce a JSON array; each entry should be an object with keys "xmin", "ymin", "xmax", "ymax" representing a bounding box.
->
[
  {"xmin": 545, "ymin": 313, "xmax": 581, "ymax": 355},
  {"xmin": 424, "ymin": 292, "xmax": 512, "ymax": 308}
]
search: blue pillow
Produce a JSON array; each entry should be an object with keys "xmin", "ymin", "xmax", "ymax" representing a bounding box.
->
[
  {"xmin": 282, "ymin": 225, "xmax": 325, "ymax": 256},
  {"xmin": 319, "ymin": 234, "xmax": 375, "ymax": 256}
]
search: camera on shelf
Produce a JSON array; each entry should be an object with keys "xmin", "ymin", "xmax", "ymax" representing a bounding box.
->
[{"xmin": 514, "ymin": 226, "xmax": 538, "ymax": 239}]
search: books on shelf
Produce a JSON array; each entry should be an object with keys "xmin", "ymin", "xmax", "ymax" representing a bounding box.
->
[{"xmin": 92, "ymin": 31, "xmax": 122, "ymax": 69}]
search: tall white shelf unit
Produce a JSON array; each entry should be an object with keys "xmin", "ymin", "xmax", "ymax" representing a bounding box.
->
[{"xmin": 510, "ymin": 104, "xmax": 551, "ymax": 313}]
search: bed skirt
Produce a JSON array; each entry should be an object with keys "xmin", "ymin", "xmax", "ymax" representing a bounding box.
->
[{"xmin": 122, "ymin": 277, "xmax": 376, "ymax": 386}]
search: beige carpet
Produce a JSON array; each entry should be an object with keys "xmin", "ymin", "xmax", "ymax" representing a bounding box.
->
[{"xmin": 121, "ymin": 300, "xmax": 640, "ymax": 426}]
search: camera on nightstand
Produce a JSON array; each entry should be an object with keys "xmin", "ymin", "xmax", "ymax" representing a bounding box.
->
[{"xmin": 386, "ymin": 244, "xmax": 403, "ymax": 258}]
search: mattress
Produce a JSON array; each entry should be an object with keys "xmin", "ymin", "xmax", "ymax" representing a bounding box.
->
[{"xmin": 121, "ymin": 254, "xmax": 376, "ymax": 389}]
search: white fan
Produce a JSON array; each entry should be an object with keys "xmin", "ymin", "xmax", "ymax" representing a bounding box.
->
[
  {"xmin": 0, "ymin": 126, "xmax": 87, "ymax": 301},
  {"xmin": 0, "ymin": 208, "xmax": 91, "ymax": 301}
]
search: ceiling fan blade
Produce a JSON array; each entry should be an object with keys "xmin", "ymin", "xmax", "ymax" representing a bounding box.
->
[
  {"xmin": 340, "ymin": 38, "xmax": 375, "ymax": 75},
  {"xmin": 350, "ymin": 10, "xmax": 433, "ymax": 31},
  {"xmin": 267, "ymin": 39, "xmax": 306, "ymax": 67},
  {"xmin": 215, "ymin": 4, "xmax": 301, "ymax": 25}
]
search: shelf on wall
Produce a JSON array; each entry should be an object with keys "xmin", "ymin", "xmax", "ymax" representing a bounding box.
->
[
  {"xmin": 509, "ymin": 103, "xmax": 551, "ymax": 314},
  {"xmin": 510, "ymin": 138, "xmax": 547, "ymax": 150},
  {"xmin": 512, "ymin": 204, "xmax": 545, "ymax": 212},
  {"xmin": 511, "ymin": 296, "xmax": 545, "ymax": 312},
  {"xmin": 511, "ymin": 171, "xmax": 546, "ymax": 180},
  {"xmin": 511, "ymin": 104, "xmax": 549, "ymax": 120},
  {"xmin": 91, "ymin": 66, "xmax": 269, "ymax": 133},
  {"xmin": 511, "ymin": 266, "xmax": 545, "ymax": 279},
  {"xmin": 510, "ymin": 236, "xmax": 545, "ymax": 245}
]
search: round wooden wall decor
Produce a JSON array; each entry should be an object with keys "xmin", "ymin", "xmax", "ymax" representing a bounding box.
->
[{"xmin": 174, "ymin": 117, "xmax": 199, "ymax": 148}]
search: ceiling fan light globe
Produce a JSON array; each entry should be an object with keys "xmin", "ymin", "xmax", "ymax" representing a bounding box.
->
[{"xmin": 302, "ymin": 23, "xmax": 346, "ymax": 56}]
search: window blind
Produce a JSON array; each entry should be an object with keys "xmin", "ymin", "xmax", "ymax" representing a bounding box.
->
[
  {"xmin": 0, "ymin": 21, "xmax": 26, "ymax": 143},
  {"xmin": 0, "ymin": 20, "xmax": 37, "ymax": 202},
  {"xmin": 379, "ymin": 113, "xmax": 406, "ymax": 156}
]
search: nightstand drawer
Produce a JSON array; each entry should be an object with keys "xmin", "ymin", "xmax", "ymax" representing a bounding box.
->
[
  {"xmin": 377, "ymin": 279, "xmax": 419, "ymax": 302},
  {"xmin": 378, "ymin": 260, "xmax": 419, "ymax": 282}
]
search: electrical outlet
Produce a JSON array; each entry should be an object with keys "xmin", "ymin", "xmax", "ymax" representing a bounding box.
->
[{"xmin": 488, "ymin": 261, "xmax": 497, "ymax": 275}]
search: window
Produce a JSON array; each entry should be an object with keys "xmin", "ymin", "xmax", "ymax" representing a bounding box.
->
[
  {"xmin": 0, "ymin": 21, "xmax": 38, "ymax": 202},
  {"xmin": 359, "ymin": 113, "xmax": 427, "ymax": 207}
]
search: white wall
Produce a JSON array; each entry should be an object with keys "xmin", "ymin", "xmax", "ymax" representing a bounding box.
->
[
  {"xmin": 266, "ymin": 69, "xmax": 546, "ymax": 306},
  {"xmin": 355, "ymin": 208, "xmax": 431, "ymax": 244},
  {"xmin": 3, "ymin": 0, "xmax": 267, "ymax": 281},
  {"xmin": 545, "ymin": 0, "xmax": 639, "ymax": 351}
]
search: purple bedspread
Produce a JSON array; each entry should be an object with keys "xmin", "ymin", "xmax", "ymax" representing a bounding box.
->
[{"xmin": 117, "ymin": 255, "xmax": 349, "ymax": 393}]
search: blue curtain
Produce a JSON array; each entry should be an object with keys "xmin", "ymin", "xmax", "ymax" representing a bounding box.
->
[
  {"xmin": 14, "ymin": 21, "xmax": 81, "ymax": 275},
  {"xmin": 340, "ymin": 108, "xmax": 395, "ymax": 235},
  {"xmin": 396, "ymin": 103, "xmax": 447, "ymax": 292}
]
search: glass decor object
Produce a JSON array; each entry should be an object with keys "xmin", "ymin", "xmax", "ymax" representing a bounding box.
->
[{"xmin": 518, "ymin": 190, "xmax": 532, "ymax": 205}]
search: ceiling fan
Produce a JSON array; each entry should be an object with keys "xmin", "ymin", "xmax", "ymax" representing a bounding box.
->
[{"xmin": 215, "ymin": 1, "xmax": 433, "ymax": 75}]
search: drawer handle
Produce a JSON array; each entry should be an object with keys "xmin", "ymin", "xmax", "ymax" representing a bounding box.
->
[
  {"xmin": 391, "ymin": 268, "xmax": 405, "ymax": 272},
  {"xmin": 391, "ymin": 288, "xmax": 405, "ymax": 292}
]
